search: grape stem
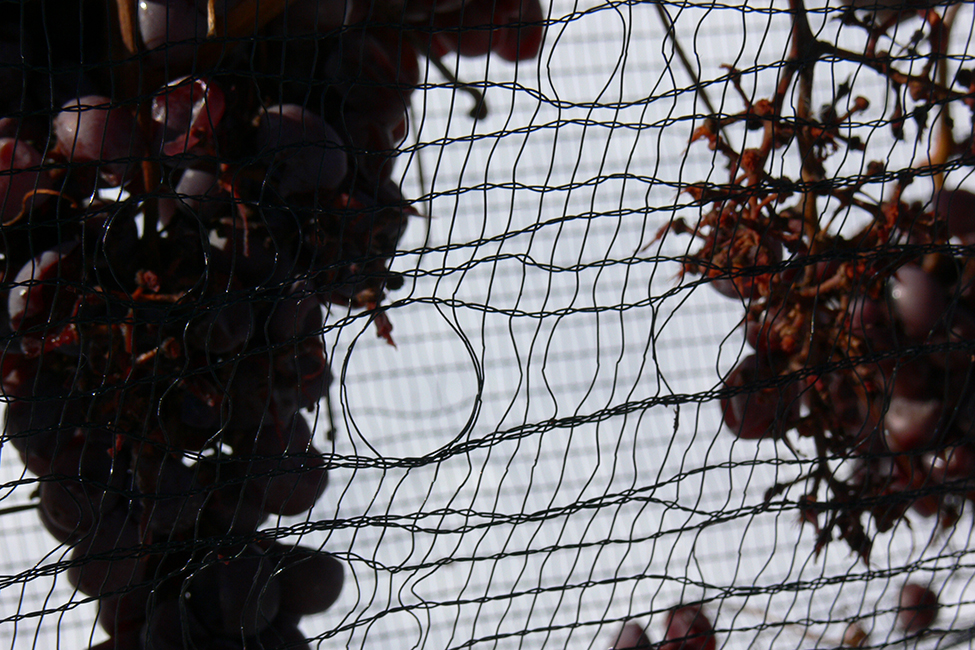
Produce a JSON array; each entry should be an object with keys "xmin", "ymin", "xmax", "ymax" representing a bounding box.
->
[
  {"xmin": 0, "ymin": 502, "xmax": 38, "ymax": 517},
  {"xmin": 785, "ymin": 0, "xmax": 823, "ymax": 246},
  {"xmin": 113, "ymin": 0, "xmax": 141, "ymax": 55},
  {"xmin": 929, "ymin": 4, "xmax": 961, "ymax": 191},
  {"xmin": 653, "ymin": 2, "xmax": 716, "ymax": 116},
  {"xmin": 0, "ymin": 501, "xmax": 41, "ymax": 516},
  {"xmin": 426, "ymin": 52, "xmax": 489, "ymax": 120}
]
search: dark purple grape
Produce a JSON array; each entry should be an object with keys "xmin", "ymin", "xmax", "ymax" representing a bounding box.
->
[
  {"xmin": 822, "ymin": 372, "xmax": 878, "ymax": 443},
  {"xmin": 721, "ymin": 354, "xmax": 799, "ymax": 439},
  {"xmin": 935, "ymin": 188, "xmax": 975, "ymax": 243},
  {"xmin": 909, "ymin": 487, "xmax": 942, "ymax": 519},
  {"xmin": 708, "ymin": 236, "xmax": 782, "ymax": 302},
  {"xmin": 0, "ymin": 137, "xmax": 52, "ymax": 223},
  {"xmin": 744, "ymin": 309, "xmax": 787, "ymax": 355},
  {"xmin": 37, "ymin": 500, "xmax": 77, "ymax": 544},
  {"xmin": 266, "ymin": 283, "xmax": 322, "ymax": 345},
  {"xmin": 946, "ymin": 302, "xmax": 975, "ymax": 346},
  {"xmin": 142, "ymin": 597, "xmax": 212, "ymax": 650},
  {"xmin": 223, "ymin": 355, "xmax": 275, "ymax": 432},
  {"xmin": 487, "ymin": 0, "xmax": 546, "ymax": 62},
  {"xmin": 151, "ymin": 76, "xmax": 226, "ymax": 160},
  {"xmin": 425, "ymin": 0, "xmax": 545, "ymax": 62},
  {"xmin": 49, "ymin": 428, "xmax": 125, "ymax": 484},
  {"xmin": 196, "ymin": 458, "xmax": 269, "ymax": 538},
  {"xmin": 138, "ymin": 0, "xmax": 207, "ymax": 69},
  {"xmin": 846, "ymin": 294, "xmax": 895, "ymax": 352},
  {"xmin": 898, "ymin": 583, "xmax": 939, "ymax": 632},
  {"xmin": 38, "ymin": 428, "xmax": 128, "ymax": 539},
  {"xmin": 53, "ymin": 96, "xmax": 146, "ymax": 186},
  {"xmin": 239, "ymin": 416, "xmax": 328, "ymax": 516},
  {"xmin": 661, "ymin": 605, "xmax": 716, "ymax": 650},
  {"xmin": 273, "ymin": 339, "xmax": 331, "ymax": 414},
  {"xmin": 884, "ymin": 396, "xmax": 945, "ymax": 452},
  {"xmin": 0, "ymin": 116, "xmax": 47, "ymax": 144},
  {"xmin": 890, "ymin": 355, "xmax": 936, "ymax": 399},
  {"xmin": 39, "ymin": 479, "xmax": 100, "ymax": 544},
  {"xmin": 4, "ymin": 386, "xmax": 84, "ymax": 476},
  {"xmin": 84, "ymin": 206, "xmax": 143, "ymax": 284},
  {"xmin": 248, "ymin": 612, "xmax": 311, "ymax": 650},
  {"xmin": 327, "ymin": 32, "xmax": 414, "ymax": 154},
  {"xmin": 612, "ymin": 622, "xmax": 652, "ymax": 649},
  {"xmin": 8, "ymin": 242, "xmax": 82, "ymax": 347},
  {"xmin": 384, "ymin": 0, "xmax": 464, "ymax": 21},
  {"xmin": 68, "ymin": 506, "xmax": 144, "ymax": 598},
  {"xmin": 880, "ymin": 455, "xmax": 942, "ymax": 519},
  {"xmin": 137, "ymin": 455, "xmax": 207, "ymax": 536},
  {"xmin": 184, "ymin": 547, "xmax": 281, "ymax": 637},
  {"xmin": 426, "ymin": 0, "xmax": 495, "ymax": 57},
  {"xmin": 256, "ymin": 104, "xmax": 347, "ymax": 197},
  {"xmin": 926, "ymin": 444, "xmax": 975, "ymax": 483},
  {"xmin": 333, "ymin": 110, "xmax": 404, "ymax": 184},
  {"xmin": 159, "ymin": 167, "xmax": 225, "ymax": 228},
  {"xmin": 187, "ymin": 299, "xmax": 254, "ymax": 355},
  {"xmin": 162, "ymin": 376, "xmax": 224, "ymax": 439},
  {"xmin": 209, "ymin": 225, "xmax": 297, "ymax": 290},
  {"xmin": 891, "ymin": 264, "xmax": 948, "ymax": 340},
  {"xmin": 270, "ymin": 545, "xmax": 343, "ymax": 616},
  {"xmin": 99, "ymin": 581, "xmax": 153, "ymax": 639},
  {"xmin": 174, "ymin": 166, "xmax": 227, "ymax": 224}
]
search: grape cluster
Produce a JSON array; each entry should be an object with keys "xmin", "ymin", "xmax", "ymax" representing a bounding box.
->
[
  {"xmin": 606, "ymin": 588, "xmax": 938, "ymax": 648},
  {"xmin": 657, "ymin": 1, "xmax": 975, "ymax": 564},
  {"xmin": 725, "ymin": 194, "xmax": 975, "ymax": 528},
  {"xmin": 0, "ymin": 0, "xmax": 543, "ymax": 647},
  {"xmin": 703, "ymin": 187, "xmax": 975, "ymax": 561},
  {"xmin": 610, "ymin": 604, "xmax": 716, "ymax": 650}
]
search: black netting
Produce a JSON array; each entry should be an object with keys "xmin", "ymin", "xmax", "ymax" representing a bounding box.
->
[{"xmin": 2, "ymin": 0, "xmax": 975, "ymax": 648}]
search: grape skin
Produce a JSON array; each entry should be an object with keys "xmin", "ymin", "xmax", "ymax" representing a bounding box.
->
[
  {"xmin": 137, "ymin": 0, "xmax": 208, "ymax": 69},
  {"xmin": 185, "ymin": 548, "xmax": 281, "ymax": 638},
  {"xmin": 53, "ymin": 96, "xmax": 146, "ymax": 187},
  {"xmin": 898, "ymin": 583, "xmax": 939, "ymax": 633},
  {"xmin": 270, "ymin": 545, "xmax": 344, "ymax": 616},
  {"xmin": 256, "ymin": 104, "xmax": 348, "ymax": 197},
  {"xmin": 0, "ymin": 137, "xmax": 51, "ymax": 223},
  {"xmin": 720, "ymin": 354, "xmax": 799, "ymax": 439},
  {"xmin": 660, "ymin": 605, "xmax": 716, "ymax": 650}
]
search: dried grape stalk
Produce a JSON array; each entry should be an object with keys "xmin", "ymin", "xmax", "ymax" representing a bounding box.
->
[{"xmin": 660, "ymin": 0, "xmax": 975, "ymax": 564}]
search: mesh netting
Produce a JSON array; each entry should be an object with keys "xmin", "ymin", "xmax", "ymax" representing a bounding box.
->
[{"xmin": 2, "ymin": 0, "xmax": 975, "ymax": 648}]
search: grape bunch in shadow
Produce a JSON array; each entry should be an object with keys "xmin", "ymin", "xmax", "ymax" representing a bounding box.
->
[{"xmin": 0, "ymin": 0, "xmax": 544, "ymax": 647}]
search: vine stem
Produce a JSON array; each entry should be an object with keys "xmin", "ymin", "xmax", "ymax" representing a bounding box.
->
[
  {"xmin": 653, "ymin": 2, "xmax": 716, "ymax": 116},
  {"xmin": 0, "ymin": 502, "xmax": 38, "ymax": 517},
  {"xmin": 113, "ymin": 0, "xmax": 140, "ymax": 55},
  {"xmin": 428, "ymin": 52, "xmax": 489, "ymax": 120},
  {"xmin": 112, "ymin": 0, "xmax": 162, "ymax": 261},
  {"xmin": 930, "ymin": 4, "xmax": 961, "ymax": 191},
  {"xmin": 787, "ymin": 0, "xmax": 825, "ymax": 247}
]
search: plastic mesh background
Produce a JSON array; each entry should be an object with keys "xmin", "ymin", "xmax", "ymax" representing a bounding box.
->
[{"xmin": 3, "ymin": 1, "xmax": 975, "ymax": 649}]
